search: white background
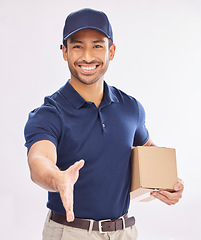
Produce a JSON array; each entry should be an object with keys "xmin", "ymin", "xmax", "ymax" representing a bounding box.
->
[{"xmin": 1, "ymin": 0, "xmax": 201, "ymax": 239}]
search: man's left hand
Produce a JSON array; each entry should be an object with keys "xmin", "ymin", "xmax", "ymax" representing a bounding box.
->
[{"xmin": 150, "ymin": 178, "xmax": 184, "ymax": 205}]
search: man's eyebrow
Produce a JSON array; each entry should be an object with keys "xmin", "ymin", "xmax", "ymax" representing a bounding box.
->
[
  {"xmin": 93, "ymin": 40, "xmax": 105, "ymax": 43},
  {"xmin": 69, "ymin": 40, "xmax": 83, "ymax": 44},
  {"xmin": 69, "ymin": 39, "xmax": 106, "ymax": 44}
]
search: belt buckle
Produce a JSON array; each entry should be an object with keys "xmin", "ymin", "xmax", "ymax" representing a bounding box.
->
[{"xmin": 98, "ymin": 219, "xmax": 111, "ymax": 233}]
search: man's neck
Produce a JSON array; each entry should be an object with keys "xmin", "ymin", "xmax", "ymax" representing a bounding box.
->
[{"xmin": 69, "ymin": 78, "xmax": 104, "ymax": 108}]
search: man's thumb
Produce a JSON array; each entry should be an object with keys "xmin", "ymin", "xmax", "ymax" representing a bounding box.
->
[{"xmin": 72, "ymin": 159, "xmax": 85, "ymax": 172}]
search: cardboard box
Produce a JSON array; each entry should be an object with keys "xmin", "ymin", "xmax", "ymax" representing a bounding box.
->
[{"xmin": 130, "ymin": 146, "xmax": 178, "ymax": 202}]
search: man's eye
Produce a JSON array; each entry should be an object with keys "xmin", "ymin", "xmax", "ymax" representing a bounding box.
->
[
  {"xmin": 94, "ymin": 45, "xmax": 103, "ymax": 48},
  {"xmin": 73, "ymin": 45, "xmax": 82, "ymax": 49}
]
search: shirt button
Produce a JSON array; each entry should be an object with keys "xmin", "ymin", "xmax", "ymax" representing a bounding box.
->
[{"xmin": 102, "ymin": 123, "xmax": 106, "ymax": 128}]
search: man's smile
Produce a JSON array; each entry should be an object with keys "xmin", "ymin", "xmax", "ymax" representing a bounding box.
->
[{"xmin": 77, "ymin": 63, "xmax": 101, "ymax": 74}]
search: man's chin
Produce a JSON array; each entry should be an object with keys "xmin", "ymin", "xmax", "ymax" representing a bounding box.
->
[{"xmin": 76, "ymin": 77, "xmax": 100, "ymax": 85}]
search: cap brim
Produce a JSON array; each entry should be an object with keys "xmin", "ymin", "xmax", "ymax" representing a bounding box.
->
[{"xmin": 63, "ymin": 26, "xmax": 112, "ymax": 41}]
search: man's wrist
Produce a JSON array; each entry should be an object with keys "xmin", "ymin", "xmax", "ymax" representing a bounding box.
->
[{"xmin": 50, "ymin": 169, "xmax": 63, "ymax": 192}]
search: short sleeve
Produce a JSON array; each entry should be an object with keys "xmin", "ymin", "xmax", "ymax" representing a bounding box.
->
[
  {"xmin": 133, "ymin": 100, "xmax": 149, "ymax": 146},
  {"xmin": 24, "ymin": 104, "xmax": 62, "ymax": 153}
]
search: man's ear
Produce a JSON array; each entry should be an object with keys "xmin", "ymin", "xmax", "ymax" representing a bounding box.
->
[
  {"xmin": 62, "ymin": 45, "xmax": 68, "ymax": 61},
  {"xmin": 109, "ymin": 44, "xmax": 116, "ymax": 61}
]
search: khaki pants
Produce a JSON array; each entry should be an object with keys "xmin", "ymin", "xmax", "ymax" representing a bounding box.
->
[{"xmin": 42, "ymin": 211, "xmax": 138, "ymax": 240}]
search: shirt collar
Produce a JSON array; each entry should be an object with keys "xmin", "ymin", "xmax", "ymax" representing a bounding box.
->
[
  {"xmin": 60, "ymin": 80, "xmax": 119, "ymax": 110},
  {"xmin": 100, "ymin": 81, "xmax": 119, "ymax": 108}
]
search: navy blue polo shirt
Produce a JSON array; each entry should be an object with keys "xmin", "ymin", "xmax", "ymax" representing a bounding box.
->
[{"xmin": 24, "ymin": 80, "xmax": 149, "ymax": 221}]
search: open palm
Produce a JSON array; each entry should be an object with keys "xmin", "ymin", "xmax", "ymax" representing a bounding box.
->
[{"xmin": 57, "ymin": 160, "xmax": 85, "ymax": 222}]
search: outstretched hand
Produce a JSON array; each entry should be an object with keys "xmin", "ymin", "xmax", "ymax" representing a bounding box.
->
[{"xmin": 55, "ymin": 160, "xmax": 85, "ymax": 222}]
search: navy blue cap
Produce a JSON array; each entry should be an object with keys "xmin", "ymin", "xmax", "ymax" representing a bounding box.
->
[{"xmin": 62, "ymin": 8, "xmax": 113, "ymax": 43}]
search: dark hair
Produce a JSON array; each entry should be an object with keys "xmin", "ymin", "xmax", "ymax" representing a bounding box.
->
[
  {"xmin": 63, "ymin": 40, "xmax": 67, "ymax": 48},
  {"xmin": 108, "ymin": 38, "xmax": 113, "ymax": 48},
  {"xmin": 63, "ymin": 38, "xmax": 113, "ymax": 49}
]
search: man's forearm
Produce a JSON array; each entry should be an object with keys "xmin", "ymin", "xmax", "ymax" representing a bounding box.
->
[{"xmin": 28, "ymin": 156, "xmax": 61, "ymax": 192}]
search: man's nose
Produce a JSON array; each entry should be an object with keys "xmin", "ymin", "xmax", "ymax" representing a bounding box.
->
[{"xmin": 82, "ymin": 48, "xmax": 95, "ymax": 63}]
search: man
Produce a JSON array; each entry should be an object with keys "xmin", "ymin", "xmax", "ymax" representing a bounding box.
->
[{"xmin": 24, "ymin": 8, "xmax": 184, "ymax": 240}]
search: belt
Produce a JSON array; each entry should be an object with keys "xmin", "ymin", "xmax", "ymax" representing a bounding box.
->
[{"xmin": 50, "ymin": 211, "xmax": 135, "ymax": 233}]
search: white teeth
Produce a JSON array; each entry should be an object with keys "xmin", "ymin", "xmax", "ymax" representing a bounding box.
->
[{"xmin": 81, "ymin": 66, "xmax": 96, "ymax": 70}]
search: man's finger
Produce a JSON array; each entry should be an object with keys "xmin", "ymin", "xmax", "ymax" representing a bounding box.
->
[
  {"xmin": 174, "ymin": 182, "xmax": 184, "ymax": 191},
  {"xmin": 60, "ymin": 184, "xmax": 74, "ymax": 222},
  {"xmin": 70, "ymin": 160, "xmax": 85, "ymax": 173},
  {"xmin": 66, "ymin": 184, "xmax": 74, "ymax": 222},
  {"xmin": 174, "ymin": 178, "xmax": 184, "ymax": 191},
  {"xmin": 151, "ymin": 191, "xmax": 179, "ymax": 205},
  {"xmin": 159, "ymin": 190, "xmax": 182, "ymax": 200},
  {"xmin": 66, "ymin": 209, "xmax": 74, "ymax": 222},
  {"xmin": 151, "ymin": 192, "xmax": 171, "ymax": 204}
]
